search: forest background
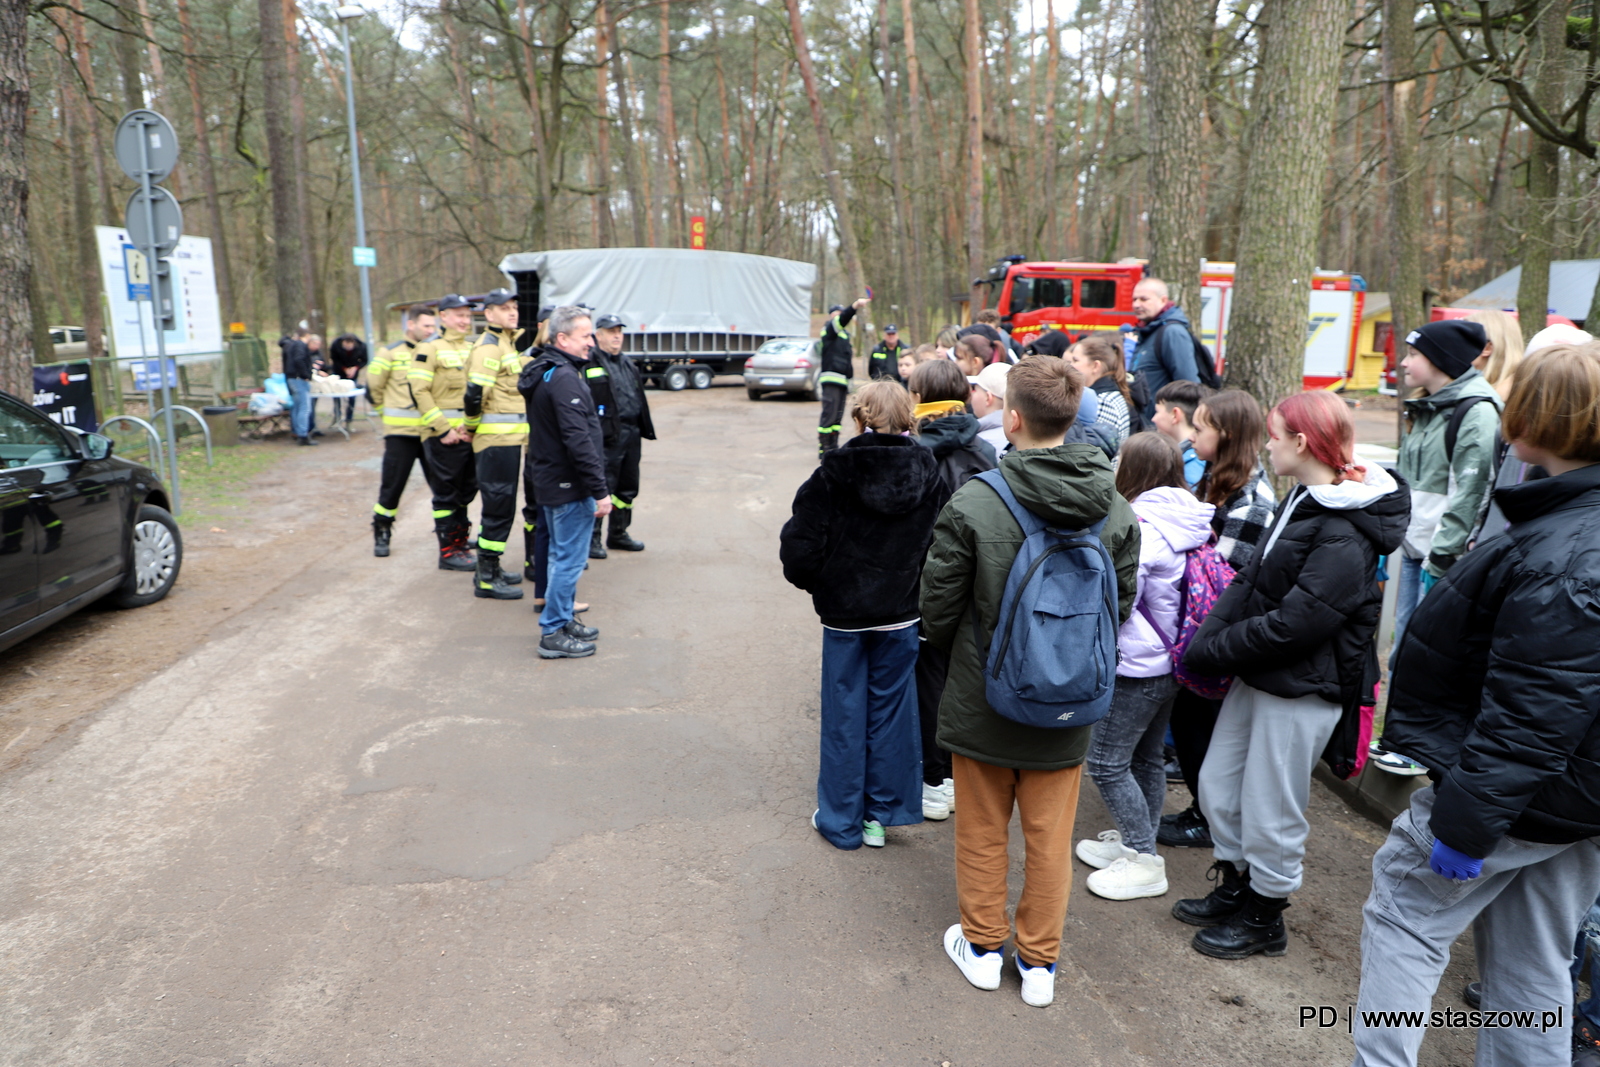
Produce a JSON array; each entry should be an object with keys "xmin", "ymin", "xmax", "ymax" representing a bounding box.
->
[{"xmin": 1, "ymin": 0, "xmax": 1599, "ymax": 407}]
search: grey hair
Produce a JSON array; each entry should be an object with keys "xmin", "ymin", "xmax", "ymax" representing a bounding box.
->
[
  {"xmin": 1135, "ymin": 277, "xmax": 1170, "ymax": 300},
  {"xmin": 547, "ymin": 304, "xmax": 592, "ymax": 344}
]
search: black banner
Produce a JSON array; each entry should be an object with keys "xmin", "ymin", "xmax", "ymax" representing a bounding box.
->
[{"xmin": 33, "ymin": 362, "xmax": 98, "ymax": 432}]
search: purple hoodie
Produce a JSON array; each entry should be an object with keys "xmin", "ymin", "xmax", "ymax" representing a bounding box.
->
[{"xmin": 1118, "ymin": 486, "xmax": 1216, "ymax": 678}]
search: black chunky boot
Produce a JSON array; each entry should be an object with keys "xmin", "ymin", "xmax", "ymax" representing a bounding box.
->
[
  {"xmin": 473, "ymin": 550, "xmax": 524, "ymax": 599},
  {"xmin": 372, "ymin": 517, "xmax": 393, "ymax": 558},
  {"xmin": 1172, "ymin": 860, "xmax": 1250, "ymax": 927},
  {"xmin": 606, "ymin": 507, "xmax": 645, "ymax": 552},
  {"xmin": 436, "ymin": 524, "xmax": 474, "ymax": 571},
  {"xmin": 588, "ymin": 517, "xmax": 608, "ymax": 559},
  {"xmin": 1191, "ymin": 887, "xmax": 1290, "ymax": 960}
]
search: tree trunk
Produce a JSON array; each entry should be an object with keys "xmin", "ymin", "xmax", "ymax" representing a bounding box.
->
[
  {"xmin": 899, "ymin": 0, "xmax": 925, "ymax": 327},
  {"xmin": 1382, "ymin": 0, "xmax": 1424, "ymax": 390},
  {"xmin": 113, "ymin": 2, "xmax": 144, "ymax": 113},
  {"xmin": 593, "ymin": 0, "xmax": 614, "ymax": 246},
  {"xmin": 282, "ymin": 0, "xmax": 321, "ymax": 332},
  {"xmin": 608, "ymin": 7, "xmax": 646, "ymax": 247},
  {"xmin": 0, "ymin": 0, "xmax": 34, "ymax": 396},
  {"xmin": 1145, "ymin": 0, "xmax": 1207, "ymax": 308},
  {"xmin": 877, "ymin": 0, "xmax": 917, "ymax": 332},
  {"xmin": 783, "ymin": 0, "xmax": 865, "ymax": 300},
  {"xmin": 963, "ymin": 0, "xmax": 984, "ymax": 310},
  {"xmin": 1517, "ymin": 0, "xmax": 1569, "ymax": 344},
  {"xmin": 67, "ymin": 0, "xmax": 114, "ymax": 220},
  {"xmin": 258, "ymin": 0, "xmax": 306, "ymax": 334},
  {"xmin": 1224, "ymin": 0, "xmax": 1345, "ymax": 408},
  {"xmin": 512, "ymin": 0, "xmax": 550, "ymax": 247},
  {"xmin": 57, "ymin": 42, "xmax": 106, "ymax": 364},
  {"xmin": 176, "ymin": 0, "xmax": 236, "ymax": 324},
  {"xmin": 657, "ymin": 0, "xmax": 684, "ymax": 246},
  {"xmin": 1041, "ymin": 0, "xmax": 1061, "ymax": 256}
]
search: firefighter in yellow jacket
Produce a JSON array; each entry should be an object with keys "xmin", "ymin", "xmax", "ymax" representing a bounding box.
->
[
  {"xmin": 368, "ymin": 306, "xmax": 445, "ymax": 557},
  {"xmin": 464, "ymin": 288, "xmax": 532, "ymax": 600},
  {"xmin": 408, "ymin": 294, "xmax": 480, "ymax": 571}
]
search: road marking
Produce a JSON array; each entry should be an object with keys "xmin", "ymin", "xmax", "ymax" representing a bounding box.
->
[{"xmin": 357, "ymin": 715, "xmax": 516, "ymax": 777}]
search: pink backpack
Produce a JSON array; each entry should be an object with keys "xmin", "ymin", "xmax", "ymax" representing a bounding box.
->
[{"xmin": 1140, "ymin": 538, "xmax": 1236, "ymax": 699}]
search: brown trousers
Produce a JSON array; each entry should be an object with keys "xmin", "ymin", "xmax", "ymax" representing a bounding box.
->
[{"xmin": 952, "ymin": 753, "xmax": 1083, "ymax": 967}]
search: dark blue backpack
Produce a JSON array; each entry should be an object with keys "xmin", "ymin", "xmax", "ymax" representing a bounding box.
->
[{"xmin": 970, "ymin": 470, "xmax": 1119, "ymax": 729}]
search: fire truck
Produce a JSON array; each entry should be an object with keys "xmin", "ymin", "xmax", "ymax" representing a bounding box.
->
[{"xmin": 975, "ymin": 256, "xmax": 1368, "ymax": 390}]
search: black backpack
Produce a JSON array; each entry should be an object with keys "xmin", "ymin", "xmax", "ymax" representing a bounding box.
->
[{"xmin": 1154, "ymin": 320, "xmax": 1222, "ymax": 389}]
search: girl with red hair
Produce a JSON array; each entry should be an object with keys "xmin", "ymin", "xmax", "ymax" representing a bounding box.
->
[{"xmin": 1172, "ymin": 390, "xmax": 1411, "ymax": 961}]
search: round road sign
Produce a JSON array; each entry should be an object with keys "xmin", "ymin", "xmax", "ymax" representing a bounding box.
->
[
  {"xmin": 125, "ymin": 186, "xmax": 184, "ymax": 255},
  {"xmin": 114, "ymin": 110, "xmax": 180, "ymax": 183}
]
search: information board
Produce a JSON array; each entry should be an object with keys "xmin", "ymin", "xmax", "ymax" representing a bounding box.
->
[{"xmin": 95, "ymin": 226, "xmax": 224, "ymax": 360}]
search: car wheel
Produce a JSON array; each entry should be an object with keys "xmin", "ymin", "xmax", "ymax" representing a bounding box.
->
[
  {"xmin": 113, "ymin": 504, "xmax": 183, "ymax": 608},
  {"xmin": 747, "ymin": 388, "xmax": 763, "ymax": 401},
  {"xmin": 689, "ymin": 367, "xmax": 713, "ymax": 390},
  {"xmin": 663, "ymin": 366, "xmax": 689, "ymax": 391}
]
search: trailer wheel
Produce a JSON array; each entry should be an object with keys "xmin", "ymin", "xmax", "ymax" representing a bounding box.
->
[
  {"xmin": 689, "ymin": 367, "xmax": 713, "ymax": 390},
  {"xmin": 663, "ymin": 366, "xmax": 690, "ymax": 391}
]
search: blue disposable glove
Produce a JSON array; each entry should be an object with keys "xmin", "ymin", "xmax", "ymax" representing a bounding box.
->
[
  {"xmin": 1429, "ymin": 839, "xmax": 1484, "ymax": 881},
  {"xmin": 1419, "ymin": 570, "xmax": 1439, "ymax": 596}
]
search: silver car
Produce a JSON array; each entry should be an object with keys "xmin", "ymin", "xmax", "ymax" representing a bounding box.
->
[{"xmin": 743, "ymin": 337, "xmax": 821, "ymax": 400}]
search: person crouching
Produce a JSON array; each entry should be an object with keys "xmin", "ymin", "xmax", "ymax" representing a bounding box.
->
[{"xmin": 779, "ymin": 381, "xmax": 951, "ymax": 850}]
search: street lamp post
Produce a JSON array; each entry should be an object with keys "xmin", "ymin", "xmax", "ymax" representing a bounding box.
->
[{"xmin": 336, "ymin": 5, "xmax": 374, "ymax": 352}]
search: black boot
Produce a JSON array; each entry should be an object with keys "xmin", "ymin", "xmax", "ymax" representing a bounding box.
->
[
  {"xmin": 372, "ymin": 516, "xmax": 393, "ymax": 558},
  {"xmin": 818, "ymin": 432, "xmax": 839, "ymax": 455},
  {"xmin": 606, "ymin": 507, "xmax": 645, "ymax": 551},
  {"xmin": 1158, "ymin": 804, "xmax": 1214, "ymax": 848},
  {"xmin": 588, "ymin": 516, "xmax": 608, "ymax": 559},
  {"xmin": 473, "ymin": 550, "xmax": 524, "ymax": 599},
  {"xmin": 1191, "ymin": 887, "xmax": 1289, "ymax": 960},
  {"xmin": 436, "ymin": 524, "xmax": 474, "ymax": 571},
  {"xmin": 1172, "ymin": 860, "xmax": 1251, "ymax": 927}
]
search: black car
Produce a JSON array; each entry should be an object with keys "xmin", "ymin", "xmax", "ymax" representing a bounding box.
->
[{"xmin": 0, "ymin": 389, "xmax": 182, "ymax": 654}]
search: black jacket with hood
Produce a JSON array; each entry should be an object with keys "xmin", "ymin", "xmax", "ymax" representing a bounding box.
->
[
  {"xmin": 779, "ymin": 433, "xmax": 950, "ymax": 630},
  {"xmin": 518, "ymin": 345, "xmax": 609, "ymax": 507},
  {"xmin": 915, "ymin": 411, "xmax": 997, "ymax": 495},
  {"xmin": 279, "ymin": 336, "xmax": 313, "ymax": 380},
  {"xmin": 1384, "ymin": 462, "xmax": 1600, "ymax": 857},
  {"xmin": 1184, "ymin": 467, "xmax": 1411, "ymax": 776}
]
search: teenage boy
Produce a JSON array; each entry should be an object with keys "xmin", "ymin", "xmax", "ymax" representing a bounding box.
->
[
  {"xmin": 1392, "ymin": 319, "xmax": 1503, "ymax": 646},
  {"xmin": 971, "ymin": 362, "xmax": 1010, "ymax": 456},
  {"xmin": 1152, "ymin": 379, "xmax": 1208, "ymax": 490},
  {"xmin": 920, "ymin": 356, "xmax": 1140, "ymax": 1008}
]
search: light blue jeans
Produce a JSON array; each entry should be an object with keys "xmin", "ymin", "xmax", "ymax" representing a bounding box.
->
[
  {"xmin": 1388, "ymin": 556, "xmax": 1424, "ymax": 668},
  {"xmin": 286, "ymin": 377, "xmax": 312, "ymax": 439},
  {"xmin": 539, "ymin": 498, "xmax": 597, "ymax": 635}
]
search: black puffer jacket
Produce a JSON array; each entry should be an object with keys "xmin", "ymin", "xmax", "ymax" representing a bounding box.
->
[
  {"xmin": 1185, "ymin": 469, "xmax": 1410, "ymax": 775},
  {"xmin": 915, "ymin": 412, "xmax": 997, "ymax": 495},
  {"xmin": 779, "ymin": 433, "xmax": 950, "ymax": 630},
  {"xmin": 1384, "ymin": 463, "xmax": 1600, "ymax": 857}
]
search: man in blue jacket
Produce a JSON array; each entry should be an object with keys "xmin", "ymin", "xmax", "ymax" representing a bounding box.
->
[
  {"xmin": 1129, "ymin": 279, "xmax": 1201, "ymax": 422},
  {"xmin": 522, "ymin": 306, "xmax": 610, "ymax": 660}
]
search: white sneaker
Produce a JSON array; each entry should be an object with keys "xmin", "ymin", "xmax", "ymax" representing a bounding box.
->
[
  {"xmin": 939, "ymin": 778, "xmax": 955, "ymax": 813},
  {"xmin": 1075, "ymin": 829, "xmax": 1137, "ymax": 870},
  {"xmin": 922, "ymin": 782, "xmax": 951, "ymax": 820},
  {"xmin": 1086, "ymin": 853, "xmax": 1169, "ymax": 900},
  {"xmin": 1016, "ymin": 956, "xmax": 1057, "ymax": 1007},
  {"xmin": 942, "ymin": 924, "xmax": 1002, "ymax": 990}
]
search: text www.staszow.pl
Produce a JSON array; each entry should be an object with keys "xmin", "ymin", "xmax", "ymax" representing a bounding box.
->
[{"xmin": 1298, "ymin": 1005, "xmax": 1565, "ymax": 1033}]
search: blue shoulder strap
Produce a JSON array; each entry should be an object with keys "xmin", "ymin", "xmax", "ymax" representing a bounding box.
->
[{"xmin": 975, "ymin": 469, "xmax": 1108, "ymax": 542}]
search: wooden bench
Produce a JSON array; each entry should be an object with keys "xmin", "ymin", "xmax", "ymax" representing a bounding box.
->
[{"xmin": 221, "ymin": 389, "xmax": 290, "ymax": 441}]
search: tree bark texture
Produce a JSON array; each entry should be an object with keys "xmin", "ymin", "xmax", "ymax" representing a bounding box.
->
[
  {"xmin": 1144, "ymin": 0, "xmax": 1208, "ymax": 309},
  {"xmin": 176, "ymin": 0, "xmax": 236, "ymax": 324},
  {"xmin": 113, "ymin": 2, "xmax": 144, "ymax": 114},
  {"xmin": 784, "ymin": 0, "xmax": 864, "ymax": 301},
  {"xmin": 0, "ymin": 0, "xmax": 33, "ymax": 396},
  {"xmin": 877, "ymin": 0, "xmax": 917, "ymax": 332},
  {"xmin": 657, "ymin": 0, "xmax": 684, "ymax": 246},
  {"xmin": 1224, "ymin": 0, "xmax": 1345, "ymax": 408},
  {"xmin": 284, "ymin": 0, "xmax": 321, "ymax": 332},
  {"xmin": 593, "ymin": 0, "xmax": 614, "ymax": 247},
  {"xmin": 1382, "ymin": 0, "xmax": 1424, "ymax": 384},
  {"xmin": 258, "ymin": 0, "xmax": 306, "ymax": 334},
  {"xmin": 1516, "ymin": 0, "xmax": 1569, "ymax": 344},
  {"xmin": 963, "ymin": 0, "xmax": 984, "ymax": 309},
  {"xmin": 57, "ymin": 42, "xmax": 106, "ymax": 364}
]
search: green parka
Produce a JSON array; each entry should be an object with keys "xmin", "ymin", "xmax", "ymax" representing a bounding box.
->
[
  {"xmin": 920, "ymin": 444, "xmax": 1140, "ymax": 770},
  {"xmin": 1397, "ymin": 368, "xmax": 1502, "ymax": 577}
]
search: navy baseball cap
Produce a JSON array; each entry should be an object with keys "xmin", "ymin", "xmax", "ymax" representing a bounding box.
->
[
  {"xmin": 885, "ymin": 324, "xmax": 899, "ymax": 332},
  {"xmin": 594, "ymin": 314, "xmax": 626, "ymax": 330},
  {"xmin": 536, "ymin": 305, "xmax": 555, "ymax": 321},
  {"xmin": 436, "ymin": 293, "xmax": 471, "ymax": 311},
  {"xmin": 479, "ymin": 288, "xmax": 516, "ymax": 308}
]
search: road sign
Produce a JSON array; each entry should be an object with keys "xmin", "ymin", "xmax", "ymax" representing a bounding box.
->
[
  {"xmin": 123, "ymin": 245, "xmax": 151, "ymax": 300},
  {"xmin": 113, "ymin": 110, "xmax": 179, "ymax": 183},
  {"xmin": 125, "ymin": 186, "xmax": 184, "ymax": 255},
  {"xmin": 352, "ymin": 246, "xmax": 376, "ymax": 268}
]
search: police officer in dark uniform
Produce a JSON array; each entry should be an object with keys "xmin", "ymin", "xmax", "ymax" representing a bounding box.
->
[
  {"xmin": 584, "ymin": 313, "xmax": 655, "ymax": 558},
  {"xmin": 817, "ymin": 296, "xmax": 869, "ymax": 454},
  {"xmin": 868, "ymin": 323, "xmax": 908, "ymax": 381}
]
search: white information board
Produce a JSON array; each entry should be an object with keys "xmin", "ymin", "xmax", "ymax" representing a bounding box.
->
[{"xmin": 95, "ymin": 225, "xmax": 224, "ymax": 360}]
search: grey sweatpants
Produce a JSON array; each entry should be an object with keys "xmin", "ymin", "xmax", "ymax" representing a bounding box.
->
[
  {"xmin": 1352, "ymin": 786, "xmax": 1600, "ymax": 1066},
  {"xmin": 1197, "ymin": 680, "xmax": 1341, "ymax": 897}
]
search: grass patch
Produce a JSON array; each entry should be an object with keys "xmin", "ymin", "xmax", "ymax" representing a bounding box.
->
[{"xmin": 136, "ymin": 444, "xmax": 290, "ymax": 529}]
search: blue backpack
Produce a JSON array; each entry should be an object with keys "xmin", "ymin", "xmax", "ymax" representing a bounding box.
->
[{"xmin": 970, "ymin": 470, "xmax": 1119, "ymax": 729}]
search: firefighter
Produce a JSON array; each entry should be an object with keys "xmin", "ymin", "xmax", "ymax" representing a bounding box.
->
[
  {"xmin": 408, "ymin": 294, "xmax": 480, "ymax": 571},
  {"xmin": 868, "ymin": 323, "xmax": 908, "ymax": 382},
  {"xmin": 368, "ymin": 306, "xmax": 442, "ymax": 557},
  {"xmin": 586, "ymin": 313, "xmax": 655, "ymax": 557},
  {"xmin": 817, "ymin": 297, "xmax": 869, "ymax": 453},
  {"xmin": 464, "ymin": 288, "xmax": 532, "ymax": 600}
]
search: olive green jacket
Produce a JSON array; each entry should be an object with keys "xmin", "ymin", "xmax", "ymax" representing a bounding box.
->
[{"xmin": 920, "ymin": 444, "xmax": 1140, "ymax": 770}]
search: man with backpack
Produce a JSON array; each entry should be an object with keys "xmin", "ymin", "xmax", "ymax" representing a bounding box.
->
[
  {"xmin": 920, "ymin": 356, "xmax": 1140, "ymax": 1008},
  {"xmin": 1130, "ymin": 278, "xmax": 1218, "ymax": 421}
]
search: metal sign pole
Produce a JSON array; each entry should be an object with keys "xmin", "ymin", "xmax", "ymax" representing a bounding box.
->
[{"xmin": 137, "ymin": 117, "xmax": 182, "ymax": 513}]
